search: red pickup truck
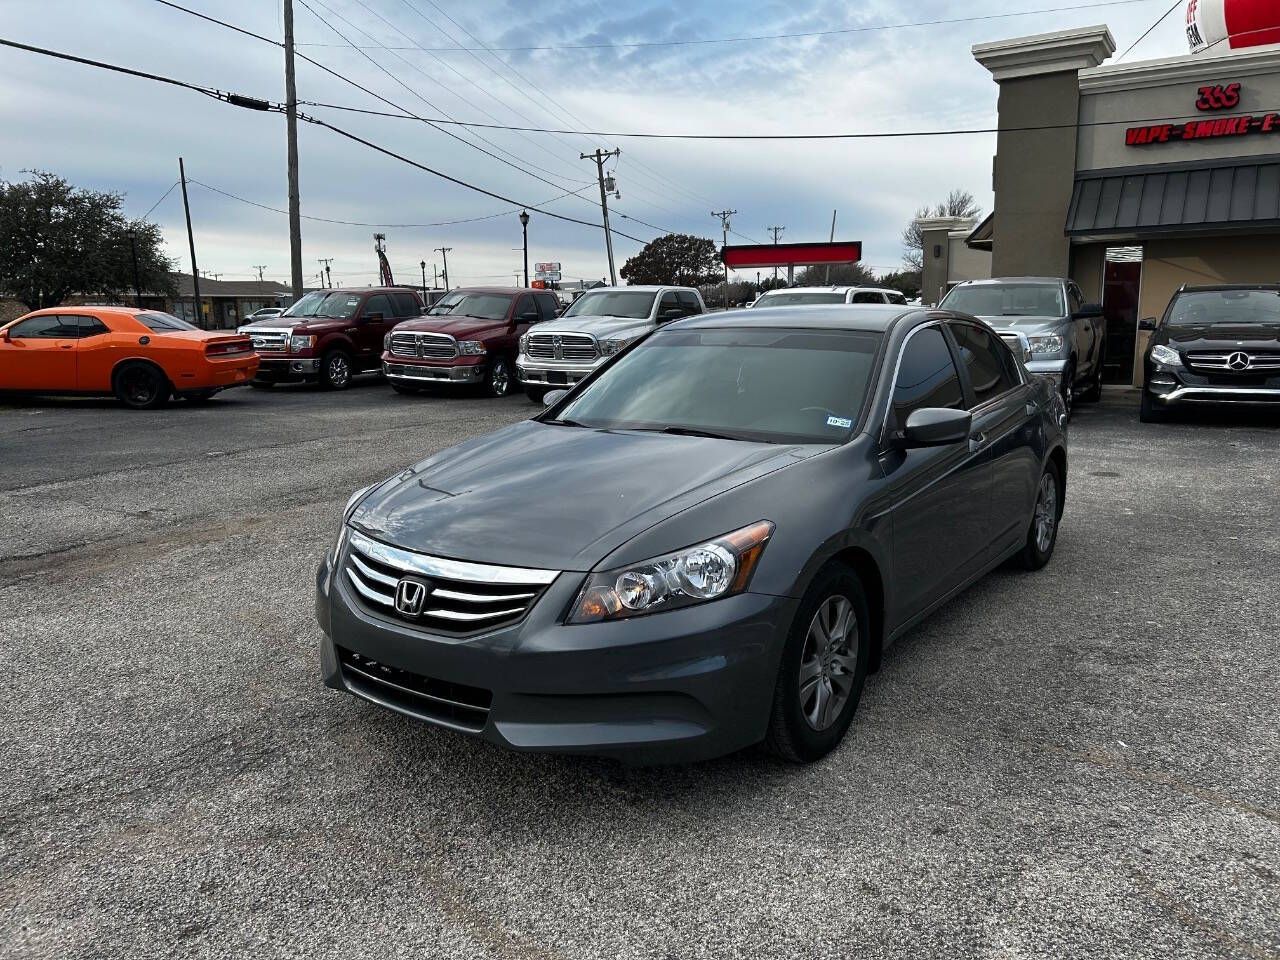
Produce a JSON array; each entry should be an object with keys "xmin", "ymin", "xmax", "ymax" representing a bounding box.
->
[
  {"xmin": 239, "ymin": 286, "xmax": 425, "ymax": 389},
  {"xmin": 381, "ymin": 287, "xmax": 561, "ymax": 397}
]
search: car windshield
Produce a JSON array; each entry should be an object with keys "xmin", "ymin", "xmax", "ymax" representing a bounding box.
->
[
  {"xmin": 941, "ymin": 284, "xmax": 1065, "ymax": 317},
  {"xmin": 551, "ymin": 327, "xmax": 882, "ymax": 443},
  {"xmin": 1165, "ymin": 289, "xmax": 1280, "ymax": 327},
  {"xmin": 282, "ymin": 291, "xmax": 362, "ymax": 319},
  {"xmin": 137, "ymin": 312, "xmax": 199, "ymax": 332},
  {"xmin": 427, "ymin": 293, "xmax": 513, "ymax": 319},
  {"xmin": 563, "ymin": 290, "xmax": 657, "ymax": 319},
  {"xmin": 754, "ymin": 291, "xmax": 848, "ymax": 307}
]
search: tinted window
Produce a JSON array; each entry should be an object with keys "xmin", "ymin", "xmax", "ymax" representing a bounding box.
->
[
  {"xmin": 851, "ymin": 291, "xmax": 884, "ymax": 304},
  {"xmin": 138, "ymin": 312, "xmax": 199, "ymax": 332},
  {"xmin": 8, "ymin": 316, "xmax": 63, "ymax": 338},
  {"xmin": 362, "ymin": 294, "xmax": 393, "ymax": 319},
  {"xmin": 391, "ymin": 292, "xmax": 421, "ymax": 317},
  {"xmin": 1165, "ymin": 289, "xmax": 1280, "ymax": 327},
  {"xmin": 892, "ymin": 327, "xmax": 964, "ymax": 430},
  {"xmin": 283, "ymin": 291, "xmax": 361, "ymax": 319},
  {"xmin": 941, "ymin": 283, "xmax": 1065, "ymax": 317},
  {"xmin": 676, "ymin": 291, "xmax": 702, "ymax": 315},
  {"xmin": 556, "ymin": 328, "xmax": 882, "ymax": 444},
  {"xmin": 949, "ymin": 322, "xmax": 1019, "ymax": 405},
  {"xmin": 535, "ymin": 294, "xmax": 560, "ymax": 320},
  {"xmin": 513, "ymin": 295, "xmax": 538, "ymax": 320},
  {"xmin": 76, "ymin": 315, "xmax": 110, "ymax": 338},
  {"xmin": 657, "ymin": 292, "xmax": 681, "ymax": 319},
  {"xmin": 886, "ymin": 292, "xmax": 908, "ymax": 305},
  {"xmin": 563, "ymin": 290, "xmax": 657, "ymax": 320},
  {"xmin": 754, "ymin": 291, "xmax": 847, "ymax": 307}
]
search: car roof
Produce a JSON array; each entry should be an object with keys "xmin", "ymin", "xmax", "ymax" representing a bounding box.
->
[
  {"xmin": 447, "ymin": 286, "xmax": 530, "ymax": 295},
  {"xmin": 672, "ymin": 304, "xmax": 916, "ymax": 333},
  {"xmin": 1178, "ymin": 283, "xmax": 1280, "ymax": 292},
  {"xmin": 575, "ymin": 285, "xmax": 695, "ymax": 293},
  {"xmin": 21, "ymin": 305, "xmax": 150, "ymax": 317},
  {"xmin": 952, "ymin": 277, "xmax": 1064, "ymax": 286},
  {"xmin": 759, "ymin": 285, "xmax": 893, "ymax": 293}
]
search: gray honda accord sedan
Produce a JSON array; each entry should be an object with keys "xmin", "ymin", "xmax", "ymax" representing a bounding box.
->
[{"xmin": 315, "ymin": 305, "xmax": 1068, "ymax": 763}]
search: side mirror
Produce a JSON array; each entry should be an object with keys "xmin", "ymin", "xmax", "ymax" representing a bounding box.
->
[
  {"xmin": 1074, "ymin": 303, "xmax": 1104, "ymax": 320},
  {"xmin": 543, "ymin": 389, "xmax": 569, "ymax": 407},
  {"xmin": 902, "ymin": 408, "xmax": 972, "ymax": 448},
  {"xmin": 1137, "ymin": 317, "xmax": 1157, "ymax": 331},
  {"xmin": 659, "ymin": 308, "xmax": 683, "ymax": 322},
  {"xmin": 518, "ymin": 312, "xmax": 539, "ymax": 323}
]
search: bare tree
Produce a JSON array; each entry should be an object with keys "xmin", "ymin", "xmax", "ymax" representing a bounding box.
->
[{"xmin": 901, "ymin": 189, "xmax": 981, "ymax": 271}]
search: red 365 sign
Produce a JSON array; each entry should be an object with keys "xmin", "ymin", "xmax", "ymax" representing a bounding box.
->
[{"xmin": 1195, "ymin": 82, "xmax": 1241, "ymax": 110}]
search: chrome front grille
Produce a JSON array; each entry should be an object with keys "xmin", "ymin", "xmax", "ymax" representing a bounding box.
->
[
  {"xmin": 526, "ymin": 332, "xmax": 598, "ymax": 362},
  {"xmin": 1186, "ymin": 351, "xmax": 1280, "ymax": 372},
  {"xmin": 243, "ymin": 328, "xmax": 289, "ymax": 352},
  {"xmin": 389, "ymin": 331, "xmax": 459, "ymax": 360},
  {"xmin": 342, "ymin": 530, "xmax": 557, "ymax": 636}
]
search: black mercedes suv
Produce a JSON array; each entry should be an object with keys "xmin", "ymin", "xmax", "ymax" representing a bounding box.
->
[{"xmin": 1140, "ymin": 284, "xmax": 1280, "ymax": 422}]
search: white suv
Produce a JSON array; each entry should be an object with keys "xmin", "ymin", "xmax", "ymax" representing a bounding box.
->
[
  {"xmin": 752, "ymin": 286, "xmax": 909, "ymax": 308},
  {"xmin": 516, "ymin": 285, "xmax": 705, "ymax": 402}
]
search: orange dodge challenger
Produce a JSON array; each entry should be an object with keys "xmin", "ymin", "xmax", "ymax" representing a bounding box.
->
[{"xmin": 0, "ymin": 307, "xmax": 258, "ymax": 408}]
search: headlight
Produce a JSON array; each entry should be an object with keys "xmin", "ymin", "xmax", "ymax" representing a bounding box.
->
[
  {"xmin": 458, "ymin": 340, "xmax": 487, "ymax": 355},
  {"xmin": 568, "ymin": 520, "xmax": 773, "ymax": 624},
  {"xmin": 289, "ymin": 334, "xmax": 316, "ymax": 353},
  {"xmin": 383, "ymin": 333, "xmax": 392, "ymax": 351},
  {"xmin": 1026, "ymin": 334, "xmax": 1065, "ymax": 356},
  {"xmin": 518, "ymin": 334, "xmax": 528, "ymax": 353},
  {"xmin": 1150, "ymin": 343, "xmax": 1181, "ymax": 366},
  {"xmin": 330, "ymin": 484, "xmax": 374, "ymax": 562},
  {"xmin": 599, "ymin": 338, "xmax": 632, "ymax": 356}
]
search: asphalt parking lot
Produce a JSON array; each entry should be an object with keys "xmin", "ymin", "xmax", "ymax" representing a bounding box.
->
[{"xmin": 0, "ymin": 379, "xmax": 1277, "ymax": 959}]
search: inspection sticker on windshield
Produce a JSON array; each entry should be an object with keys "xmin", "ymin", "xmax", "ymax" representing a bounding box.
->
[{"xmin": 826, "ymin": 415, "xmax": 853, "ymax": 429}]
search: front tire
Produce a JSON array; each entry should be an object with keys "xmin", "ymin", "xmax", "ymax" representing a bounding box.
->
[
  {"xmin": 487, "ymin": 356, "xmax": 514, "ymax": 397},
  {"xmin": 321, "ymin": 350, "xmax": 354, "ymax": 390},
  {"xmin": 1059, "ymin": 360, "xmax": 1075, "ymax": 418},
  {"xmin": 1139, "ymin": 391, "xmax": 1169, "ymax": 423},
  {"xmin": 524, "ymin": 385, "xmax": 548, "ymax": 405},
  {"xmin": 1018, "ymin": 460, "xmax": 1063, "ymax": 571},
  {"xmin": 112, "ymin": 362, "xmax": 171, "ymax": 410},
  {"xmin": 764, "ymin": 564, "xmax": 871, "ymax": 763}
]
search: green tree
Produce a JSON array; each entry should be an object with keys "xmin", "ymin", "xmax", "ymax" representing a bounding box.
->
[
  {"xmin": 795, "ymin": 261, "xmax": 876, "ymax": 286},
  {"xmin": 620, "ymin": 233, "xmax": 720, "ymax": 286},
  {"xmin": 878, "ymin": 269, "xmax": 922, "ymax": 299},
  {"xmin": 901, "ymin": 188, "xmax": 981, "ymax": 271},
  {"xmin": 0, "ymin": 170, "xmax": 174, "ymax": 310}
]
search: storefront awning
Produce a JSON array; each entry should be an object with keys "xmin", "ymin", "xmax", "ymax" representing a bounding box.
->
[{"xmin": 1066, "ymin": 157, "xmax": 1280, "ymax": 238}]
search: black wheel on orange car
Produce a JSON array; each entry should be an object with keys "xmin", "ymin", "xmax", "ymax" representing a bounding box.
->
[
  {"xmin": 487, "ymin": 356, "xmax": 514, "ymax": 397},
  {"xmin": 112, "ymin": 361, "xmax": 171, "ymax": 410},
  {"xmin": 524, "ymin": 385, "xmax": 548, "ymax": 405},
  {"xmin": 763, "ymin": 563, "xmax": 871, "ymax": 763},
  {"xmin": 321, "ymin": 349, "xmax": 353, "ymax": 390}
]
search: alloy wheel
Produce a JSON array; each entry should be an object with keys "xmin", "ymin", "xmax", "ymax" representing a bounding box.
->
[
  {"xmin": 327, "ymin": 355, "xmax": 351, "ymax": 388},
  {"xmin": 1034, "ymin": 472, "xmax": 1058, "ymax": 553},
  {"xmin": 799, "ymin": 595, "xmax": 859, "ymax": 731},
  {"xmin": 491, "ymin": 359, "xmax": 511, "ymax": 396}
]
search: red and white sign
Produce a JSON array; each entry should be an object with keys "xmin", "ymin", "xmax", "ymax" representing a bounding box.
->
[{"xmin": 1187, "ymin": 0, "xmax": 1280, "ymax": 55}]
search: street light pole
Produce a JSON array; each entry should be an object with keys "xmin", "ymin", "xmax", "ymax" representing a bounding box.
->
[
  {"xmin": 519, "ymin": 210, "xmax": 530, "ymax": 287},
  {"xmin": 420, "ymin": 259, "xmax": 427, "ymax": 294}
]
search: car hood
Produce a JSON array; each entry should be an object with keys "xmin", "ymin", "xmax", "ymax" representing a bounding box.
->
[
  {"xmin": 396, "ymin": 315, "xmax": 507, "ymax": 338},
  {"xmin": 351, "ymin": 420, "xmax": 818, "ymax": 571},
  {"xmin": 1160, "ymin": 322, "xmax": 1280, "ymax": 348},
  {"xmin": 540, "ymin": 316, "xmax": 654, "ymax": 339},
  {"xmin": 976, "ymin": 315, "xmax": 1063, "ymax": 331},
  {"xmin": 239, "ymin": 317, "xmax": 345, "ymax": 334}
]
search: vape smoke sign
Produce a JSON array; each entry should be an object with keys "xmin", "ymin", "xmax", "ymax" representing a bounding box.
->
[{"xmin": 1124, "ymin": 81, "xmax": 1280, "ymax": 147}]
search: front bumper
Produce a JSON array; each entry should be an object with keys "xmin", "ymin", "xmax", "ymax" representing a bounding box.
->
[
  {"xmin": 383, "ymin": 360, "xmax": 485, "ymax": 384},
  {"xmin": 315, "ymin": 546, "xmax": 795, "ymax": 764},
  {"xmin": 1025, "ymin": 357, "xmax": 1069, "ymax": 387},
  {"xmin": 516, "ymin": 354, "xmax": 605, "ymax": 388},
  {"xmin": 254, "ymin": 356, "xmax": 321, "ymax": 381}
]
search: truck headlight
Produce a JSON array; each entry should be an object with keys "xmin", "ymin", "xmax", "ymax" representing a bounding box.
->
[
  {"xmin": 383, "ymin": 333, "xmax": 392, "ymax": 351},
  {"xmin": 1150, "ymin": 343, "xmax": 1181, "ymax": 366},
  {"xmin": 568, "ymin": 521, "xmax": 773, "ymax": 623},
  {"xmin": 458, "ymin": 340, "xmax": 487, "ymax": 355},
  {"xmin": 599, "ymin": 338, "xmax": 632, "ymax": 356},
  {"xmin": 1026, "ymin": 334, "xmax": 1065, "ymax": 357},
  {"xmin": 289, "ymin": 334, "xmax": 316, "ymax": 353},
  {"xmin": 518, "ymin": 334, "xmax": 528, "ymax": 353}
]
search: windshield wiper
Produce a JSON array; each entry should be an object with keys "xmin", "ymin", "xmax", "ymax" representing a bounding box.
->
[
  {"xmin": 632, "ymin": 425, "xmax": 755, "ymax": 442},
  {"xmin": 544, "ymin": 417, "xmax": 590, "ymax": 427}
]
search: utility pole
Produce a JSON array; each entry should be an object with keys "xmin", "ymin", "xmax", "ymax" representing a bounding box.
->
[
  {"xmin": 283, "ymin": 0, "xmax": 303, "ymax": 301},
  {"xmin": 253, "ymin": 264, "xmax": 268, "ymax": 282},
  {"xmin": 128, "ymin": 232, "xmax": 143, "ymax": 308},
  {"xmin": 317, "ymin": 258, "xmax": 333, "ymax": 288},
  {"xmin": 581, "ymin": 148, "xmax": 621, "ymax": 285},
  {"xmin": 767, "ymin": 225, "xmax": 785, "ymax": 285},
  {"xmin": 824, "ymin": 210, "xmax": 838, "ymax": 285},
  {"xmin": 712, "ymin": 210, "xmax": 737, "ymax": 309},
  {"xmin": 435, "ymin": 247, "xmax": 452, "ymax": 291},
  {"xmin": 178, "ymin": 157, "xmax": 201, "ymax": 327}
]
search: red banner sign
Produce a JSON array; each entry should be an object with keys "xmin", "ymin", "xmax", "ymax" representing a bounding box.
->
[{"xmin": 722, "ymin": 241, "xmax": 863, "ymax": 269}]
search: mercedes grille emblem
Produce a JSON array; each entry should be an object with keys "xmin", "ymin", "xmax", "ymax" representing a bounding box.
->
[
  {"xmin": 1227, "ymin": 351, "xmax": 1251, "ymax": 371},
  {"xmin": 394, "ymin": 578, "xmax": 431, "ymax": 617}
]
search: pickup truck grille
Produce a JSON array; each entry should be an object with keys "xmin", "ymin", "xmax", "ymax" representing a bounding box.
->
[
  {"xmin": 243, "ymin": 329, "xmax": 289, "ymax": 352},
  {"xmin": 389, "ymin": 331, "xmax": 458, "ymax": 360},
  {"xmin": 526, "ymin": 332, "xmax": 598, "ymax": 362},
  {"xmin": 1186, "ymin": 350, "xmax": 1280, "ymax": 372},
  {"xmin": 342, "ymin": 530, "xmax": 557, "ymax": 637},
  {"xmin": 997, "ymin": 332, "xmax": 1028, "ymax": 359}
]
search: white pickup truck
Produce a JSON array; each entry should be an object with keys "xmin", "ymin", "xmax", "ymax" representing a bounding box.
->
[{"xmin": 515, "ymin": 285, "xmax": 706, "ymax": 402}]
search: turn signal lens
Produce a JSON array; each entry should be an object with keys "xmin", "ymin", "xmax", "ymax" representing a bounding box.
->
[{"xmin": 568, "ymin": 520, "xmax": 773, "ymax": 624}]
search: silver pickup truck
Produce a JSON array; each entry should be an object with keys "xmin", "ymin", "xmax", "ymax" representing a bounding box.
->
[
  {"xmin": 940, "ymin": 277, "xmax": 1105, "ymax": 417},
  {"xmin": 515, "ymin": 285, "xmax": 706, "ymax": 402}
]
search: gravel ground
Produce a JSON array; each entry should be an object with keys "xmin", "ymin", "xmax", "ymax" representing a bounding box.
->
[{"xmin": 0, "ymin": 381, "xmax": 1276, "ymax": 959}]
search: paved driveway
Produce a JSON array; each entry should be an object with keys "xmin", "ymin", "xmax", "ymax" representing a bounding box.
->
[{"xmin": 0, "ymin": 383, "xmax": 1276, "ymax": 958}]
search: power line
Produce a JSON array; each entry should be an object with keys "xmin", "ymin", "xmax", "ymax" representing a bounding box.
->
[
  {"xmin": 1117, "ymin": 0, "xmax": 1185, "ymax": 61},
  {"xmin": 291, "ymin": 0, "xmax": 1160, "ymax": 52},
  {"xmin": 138, "ymin": 181, "xmax": 180, "ymax": 220}
]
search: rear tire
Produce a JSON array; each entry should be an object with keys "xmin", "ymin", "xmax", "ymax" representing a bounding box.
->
[
  {"xmin": 112, "ymin": 362, "xmax": 171, "ymax": 410},
  {"xmin": 764, "ymin": 564, "xmax": 871, "ymax": 763},
  {"xmin": 524, "ymin": 385, "xmax": 548, "ymax": 405},
  {"xmin": 1018, "ymin": 459, "xmax": 1063, "ymax": 571},
  {"xmin": 321, "ymin": 349, "xmax": 354, "ymax": 390},
  {"xmin": 1139, "ymin": 391, "xmax": 1169, "ymax": 423}
]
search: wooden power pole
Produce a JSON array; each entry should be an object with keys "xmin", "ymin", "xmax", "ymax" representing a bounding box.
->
[{"xmin": 283, "ymin": 0, "xmax": 303, "ymax": 300}]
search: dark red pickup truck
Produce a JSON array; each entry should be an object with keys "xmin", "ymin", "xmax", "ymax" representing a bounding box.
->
[
  {"xmin": 381, "ymin": 287, "xmax": 561, "ymax": 397},
  {"xmin": 239, "ymin": 287, "xmax": 424, "ymax": 389}
]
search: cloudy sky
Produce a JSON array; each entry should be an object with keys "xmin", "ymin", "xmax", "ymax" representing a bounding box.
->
[{"xmin": 1, "ymin": 0, "xmax": 1186, "ymax": 289}]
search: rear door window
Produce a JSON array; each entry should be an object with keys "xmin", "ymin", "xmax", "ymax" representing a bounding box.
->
[
  {"xmin": 886, "ymin": 292, "xmax": 908, "ymax": 305},
  {"xmin": 676, "ymin": 292, "xmax": 703, "ymax": 315},
  {"xmin": 75, "ymin": 315, "xmax": 110, "ymax": 338},
  {"xmin": 948, "ymin": 322, "xmax": 1020, "ymax": 406},
  {"xmin": 391, "ymin": 292, "xmax": 421, "ymax": 317},
  {"xmin": 851, "ymin": 291, "xmax": 885, "ymax": 304},
  {"xmin": 535, "ymin": 294, "xmax": 560, "ymax": 320},
  {"xmin": 657, "ymin": 292, "xmax": 681, "ymax": 321},
  {"xmin": 891, "ymin": 327, "xmax": 965, "ymax": 430}
]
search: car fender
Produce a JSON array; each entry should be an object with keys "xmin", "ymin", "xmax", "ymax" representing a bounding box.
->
[{"xmin": 316, "ymin": 332, "xmax": 357, "ymax": 356}]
